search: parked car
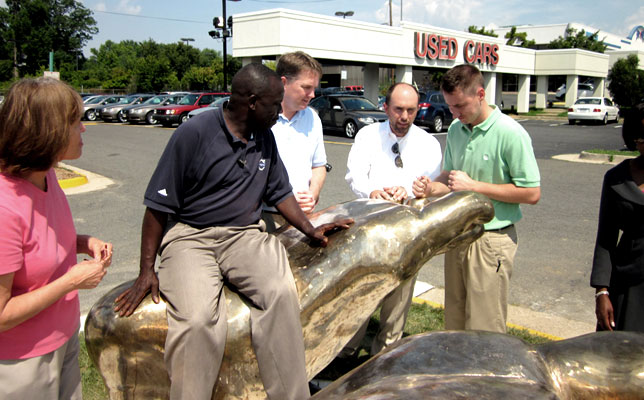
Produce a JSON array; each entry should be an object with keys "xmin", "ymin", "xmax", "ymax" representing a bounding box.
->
[
  {"xmin": 568, "ymin": 97, "xmax": 620, "ymax": 125},
  {"xmin": 155, "ymin": 92, "xmax": 229, "ymax": 127},
  {"xmin": 99, "ymin": 94, "xmax": 154, "ymax": 123},
  {"xmin": 82, "ymin": 94, "xmax": 105, "ymax": 104},
  {"xmin": 83, "ymin": 95, "xmax": 126, "ymax": 121},
  {"xmin": 555, "ymin": 83, "xmax": 594, "ymax": 100},
  {"xmin": 188, "ymin": 96, "xmax": 229, "ymax": 119},
  {"xmin": 414, "ymin": 91, "xmax": 454, "ymax": 133},
  {"xmin": 124, "ymin": 93, "xmax": 188, "ymax": 125},
  {"xmin": 309, "ymin": 94, "xmax": 387, "ymax": 138}
]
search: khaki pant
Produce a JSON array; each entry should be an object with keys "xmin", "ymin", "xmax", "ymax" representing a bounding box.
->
[
  {"xmin": 158, "ymin": 221, "xmax": 309, "ymax": 400},
  {"xmin": 342, "ymin": 275, "xmax": 417, "ymax": 356},
  {"xmin": 260, "ymin": 210, "xmax": 287, "ymax": 233},
  {"xmin": 444, "ymin": 226, "xmax": 518, "ymax": 333},
  {"xmin": 0, "ymin": 333, "xmax": 82, "ymax": 399}
]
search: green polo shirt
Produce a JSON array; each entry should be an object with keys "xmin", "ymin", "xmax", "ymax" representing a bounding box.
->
[{"xmin": 443, "ymin": 106, "xmax": 540, "ymax": 230}]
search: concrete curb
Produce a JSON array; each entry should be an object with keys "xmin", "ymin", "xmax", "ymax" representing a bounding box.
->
[
  {"xmin": 553, "ymin": 153, "xmax": 634, "ymax": 165},
  {"xmin": 58, "ymin": 162, "xmax": 115, "ymax": 195}
]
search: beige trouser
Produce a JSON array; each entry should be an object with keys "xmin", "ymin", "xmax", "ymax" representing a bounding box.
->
[
  {"xmin": 0, "ymin": 332, "xmax": 82, "ymax": 399},
  {"xmin": 158, "ymin": 221, "xmax": 309, "ymax": 400},
  {"xmin": 444, "ymin": 226, "xmax": 518, "ymax": 333},
  {"xmin": 342, "ymin": 275, "xmax": 417, "ymax": 356}
]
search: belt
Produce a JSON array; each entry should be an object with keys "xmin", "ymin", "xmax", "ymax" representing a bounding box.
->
[{"xmin": 486, "ymin": 224, "xmax": 514, "ymax": 233}]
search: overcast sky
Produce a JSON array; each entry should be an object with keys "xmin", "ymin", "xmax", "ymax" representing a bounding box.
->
[{"xmin": 3, "ymin": 0, "xmax": 643, "ymax": 57}]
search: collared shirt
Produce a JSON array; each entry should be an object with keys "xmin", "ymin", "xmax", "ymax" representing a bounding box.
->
[
  {"xmin": 144, "ymin": 107, "xmax": 293, "ymax": 228},
  {"xmin": 345, "ymin": 121, "xmax": 442, "ymax": 199},
  {"xmin": 271, "ymin": 107, "xmax": 327, "ymax": 193},
  {"xmin": 444, "ymin": 105, "xmax": 540, "ymax": 229}
]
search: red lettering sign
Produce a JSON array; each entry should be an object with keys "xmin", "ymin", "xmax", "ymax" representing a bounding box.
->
[{"xmin": 414, "ymin": 32, "xmax": 499, "ymax": 65}]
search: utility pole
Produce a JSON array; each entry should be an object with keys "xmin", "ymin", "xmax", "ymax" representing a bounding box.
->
[{"xmin": 389, "ymin": 0, "xmax": 392, "ymax": 26}]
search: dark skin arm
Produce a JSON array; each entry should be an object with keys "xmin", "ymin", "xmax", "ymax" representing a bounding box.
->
[
  {"xmin": 114, "ymin": 207, "xmax": 167, "ymax": 317},
  {"xmin": 276, "ymin": 196, "xmax": 353, "ymax": 247}
]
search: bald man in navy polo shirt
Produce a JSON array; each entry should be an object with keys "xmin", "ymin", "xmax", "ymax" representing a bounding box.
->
[{"xmin": 114, "ymin": 63, "xmax": 352, "ymax": 400}]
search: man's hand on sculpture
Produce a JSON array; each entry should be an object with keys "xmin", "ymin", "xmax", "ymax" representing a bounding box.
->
[
  {"xmin": 114, "ymin": 268, "xmax": 160, "ymax": 317},
  {"xmin": 308, "ymin": 218, "xmax": 354, "ymax": 247}
]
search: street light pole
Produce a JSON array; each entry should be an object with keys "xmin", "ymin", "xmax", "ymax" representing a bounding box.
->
[{"xmin": 180, "ymin": 37, "xmax": 195, "ymax": 46}]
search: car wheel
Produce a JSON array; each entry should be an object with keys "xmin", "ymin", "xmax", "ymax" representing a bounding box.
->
[
  {"xmin": 602, "ymin": 113, "xmax": 608, "ymax": 125},
  {"xmin": 179, "ymin": 113, "xmax": 189, "ymax": 125},
  {"xmin": 85, "ymin": 109, "xmax": 97, "ymax": 121},
  {"xmin": 430, "ymin": 115, "xmax": 443, "ymax": 133},
  {"xmin": 344, "ymin": 120, "xmax": 357, "ymax": 138},
  {"xmin": 118, "ymin": 111, "xmax": 127, "ymax": 123},
  {"xmin": 568, "ymin": 119, "xmax": 575, "ymax": 125},
  {"xmin": 146, "ymin": 111, "xmax": 157, "ymax": 125}
]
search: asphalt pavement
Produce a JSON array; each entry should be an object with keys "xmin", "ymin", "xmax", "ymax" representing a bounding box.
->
[{"xmin": 64, "ymin": 115, "xmax": 626, "ymax": 339}]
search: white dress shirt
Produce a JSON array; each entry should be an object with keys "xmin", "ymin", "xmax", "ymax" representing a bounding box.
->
[{"xmin": 345, "ymin": 121, "xmax": 442, "ymax": 199}]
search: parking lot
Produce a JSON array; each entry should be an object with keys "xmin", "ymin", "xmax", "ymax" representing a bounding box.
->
[{"xmin": 67, "ymin": 116, "xmax": 626, "ymax": 330}]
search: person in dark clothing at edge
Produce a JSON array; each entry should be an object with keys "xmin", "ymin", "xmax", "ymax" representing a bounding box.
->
[{"xmin": 113, "ymin": 63, "xmax": 353, "ymax": 400}]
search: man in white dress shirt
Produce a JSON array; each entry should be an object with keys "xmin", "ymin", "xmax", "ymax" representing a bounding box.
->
[
  {"xmin": 344, "ymin": 82, "xmax": 447, "ymax": 355},
  {"xmin": 262, "ymin": 51, "xmax": 327, "ymax": 232}
]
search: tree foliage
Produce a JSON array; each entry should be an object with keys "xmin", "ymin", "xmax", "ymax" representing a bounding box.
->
[
  {"xmin": 467, "ymin": 25, "xmax": 498, "ymax": 38},
  {"xmin": 0, "ymin": 0, "xmax": 242, "ymax": 92},
  {"xmin": 0, "ymin": 0, "xmax": 97, "ymax": 80},
  {"xmin": 504, "ymin": 26, "xmax": 535, "ymax": 48},
  {"xmin": 547, "ymin": 28, "xmax": 607, "ymax": 53},
  {"xmin": 607, "ymin": 55, "xmax": 644, "ymax": 108}
]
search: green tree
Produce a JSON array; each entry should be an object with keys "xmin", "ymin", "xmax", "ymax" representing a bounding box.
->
[
  {"xmin": 504, "ymin": 26, "xmax": 535, "ymax": 48},
  {"xmin": 467, "ymin": 25, "xmax": 498, "ymax": 37},
  {"xmin": 548, "ymin": 28, "xmax": 606, "ymax": 53},
  {"xmin": 0, "ymin": 0, "xmax": 97, "ymax": 79},
  {"xmin": 182, "ymin": 66, "xmax": 217, "ymax": 90},
  {"xmin": 607, "ymin": 55, "xmax": 644, "ymax": 108}
]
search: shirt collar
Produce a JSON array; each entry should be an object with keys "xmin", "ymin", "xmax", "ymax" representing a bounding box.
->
[
  {"xmin": 461, "ymin": 105, "xmax": 501, "ymax": 135},
  {"xmin": 279, "ymin": 108, "xmax": 304, "ymax": 124}
]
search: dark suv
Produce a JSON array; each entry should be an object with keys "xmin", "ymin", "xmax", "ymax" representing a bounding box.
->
[
  {"xmin": 414, "ymin": 91, "xmax": 453, "ymax": 133},
  {"xmin": 155, "ymin": 92, "xmax": 229, "ymax": 127}
]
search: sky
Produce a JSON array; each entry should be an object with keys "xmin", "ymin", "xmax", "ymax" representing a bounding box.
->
[{"xmin": 3, "ymin": 0, "xmax": 644, "ymax": 57}]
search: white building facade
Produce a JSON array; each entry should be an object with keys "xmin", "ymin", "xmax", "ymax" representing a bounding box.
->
[{"xmin": 232, "ymin": 9, "xmax": 644, "ymax": 111}]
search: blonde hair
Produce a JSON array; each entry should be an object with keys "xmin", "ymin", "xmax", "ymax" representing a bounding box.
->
[
  {"xmin": 0, "ymin": 78, "xmax": 83, "ymax": 177},
  {"xmin": 276, "ymin": 51, "xmax": 322, "ymax": 80}
]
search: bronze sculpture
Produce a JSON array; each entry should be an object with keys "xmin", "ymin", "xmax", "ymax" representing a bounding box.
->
[
  {"xmin": 85, "ymin": 191, "xmax": 494, "ymax": 399},
  {"xmin": 312, "ymin": 330, "xmax": 644, "ymax": 399}
]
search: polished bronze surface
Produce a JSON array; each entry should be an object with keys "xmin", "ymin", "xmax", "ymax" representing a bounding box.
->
[
  {"xmin": 85, "ymin": 192, "xmax": 494, "ymax": 399},
  {"xmin": 312, "ymin": 330, "xmax": 644, "ymax": 399}
]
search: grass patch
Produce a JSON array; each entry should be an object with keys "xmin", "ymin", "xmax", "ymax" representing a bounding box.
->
[
  {"xmin": 501, "ymin": 107, "xmax": 547, "ymax": 116},
  {"xmin": 79, "ymin": 303, "xmax": 554, "ymax": 395},
  {"xmin": 557, "ymin": 111, "xmax": 568, "ymax": 117},
  {"xmin": 79, "ymin": 334, "xmax": 109, "ymax": 400},
  {"xmin": 586, "ymin": 149, "xmax": 638, "ymax": 157}
]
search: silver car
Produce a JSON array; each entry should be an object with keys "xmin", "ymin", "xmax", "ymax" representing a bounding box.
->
[
  {"xmin": 83, "ymin": 95, "xmax": 126, "ymax": 121},
  {"xmin": 125, "ymin": 93, "xmax": 189, "ymax": 125},
  {"xmin": 188, "ymin": 96, "xmax": 229, "ymax": 119}
]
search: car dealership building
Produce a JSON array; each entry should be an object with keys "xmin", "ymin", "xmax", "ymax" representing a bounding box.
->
[{"xmin": 232, "ymin": 9, "xmax": 644, "ymax": 112}]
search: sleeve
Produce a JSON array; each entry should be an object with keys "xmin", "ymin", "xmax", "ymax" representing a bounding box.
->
[
  {"xmin": 505, "ymin": 127, "xmax": 541, "ymax": 188},
  {"xmin": 590, "ymin": 174, "xmax": 618, "ymax": 288},
  {"xmin": 263, "ymin": 134, "xmax": 294, "ymax": 207},
  {"xmin": 442, "ymin": 132, "xmax": 454, "ymax": 172},
  {"xmin": 143, "ymin": 125, "xmax": 195, "ymax": 214},
  {"xmin": 0, "ymin": 207, "xmax": 24, "ymax": 275},
  {"xmin": 345, "ymin": 128, "xmax": 374, "ymax": 199},
  {"xmin": 310, "ymin": 110, "xmax": 327, "ymax": 167},
  {"xmin": 424, "ymin": 135, "xmax": 443, "ymax": 181}
]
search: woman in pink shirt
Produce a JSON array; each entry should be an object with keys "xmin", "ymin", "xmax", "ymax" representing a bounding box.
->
[{"xmin": 0, "ymin": 78, "xmax": 113, "ymax": 399}]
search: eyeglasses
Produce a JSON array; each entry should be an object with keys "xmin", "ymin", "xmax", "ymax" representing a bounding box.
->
[{"xmin": 391, "ymin": 142, "xmax": 403, "ymax": 168}]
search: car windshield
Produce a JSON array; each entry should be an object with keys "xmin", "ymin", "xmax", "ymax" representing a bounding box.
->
[
  {"xmin": 86, "ymin": 96, "xmax": 105, "ymax": 104},
  {"xmin": 120, "ymin": 96, "xmax": 140, "ymax": 104},
  {"xmin": 341, "ymin": 97, "xmax": 379, "ymax": 111},
  {"xmin": 178, "ymin": 94, "xmax": 199, "ymax": 105},
  {"xmin": 143, "ymin": 96, "xmax": 167, "ymax": 105},
  {"xmin": 209, "ymin": 97, "xmax": 229, "ymax": 108},
  {"xmin": 575, "ymin": 98, "xmax": 601, "ymax": 105},
  {"xmin": 104, "ymin": 97, "xmax": 122, "ymax": 104}
]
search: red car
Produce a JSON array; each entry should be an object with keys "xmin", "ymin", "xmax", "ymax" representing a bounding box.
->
[{"xmin": 155, "ymin": 92, "xmax": 229, "ymax": 127}]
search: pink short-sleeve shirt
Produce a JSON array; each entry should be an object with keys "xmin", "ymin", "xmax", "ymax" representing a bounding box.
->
[{"xmin": 0, "ymin": 169, "xmax": 79, "ymax": 359}]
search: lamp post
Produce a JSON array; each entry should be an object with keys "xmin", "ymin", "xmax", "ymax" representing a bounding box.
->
[
  {"xmin": 210, "ymin": 0, "xmax": 241, "ymax": 92},
  {"xmin": 180, "ymin": 37, "xmax": 195, "ymax": 46},
  {"xmin": 334, "ymin": 11, "xmax": 354, "ymax": 19}
]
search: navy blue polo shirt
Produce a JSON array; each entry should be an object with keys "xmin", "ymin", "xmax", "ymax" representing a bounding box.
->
[{"xmin": 144, "ymin": 107, "xmax": 293, "ymax": 228}]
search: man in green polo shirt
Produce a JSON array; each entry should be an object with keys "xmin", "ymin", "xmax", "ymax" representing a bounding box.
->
[{"xmin": 417, "ymin": 64, "xmax": 541, "ymax": 332}]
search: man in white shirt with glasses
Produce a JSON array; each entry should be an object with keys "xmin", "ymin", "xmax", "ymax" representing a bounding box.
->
[{"xmin": 344, "ymin": 82, "xmax": 446, "ymax": 355}]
